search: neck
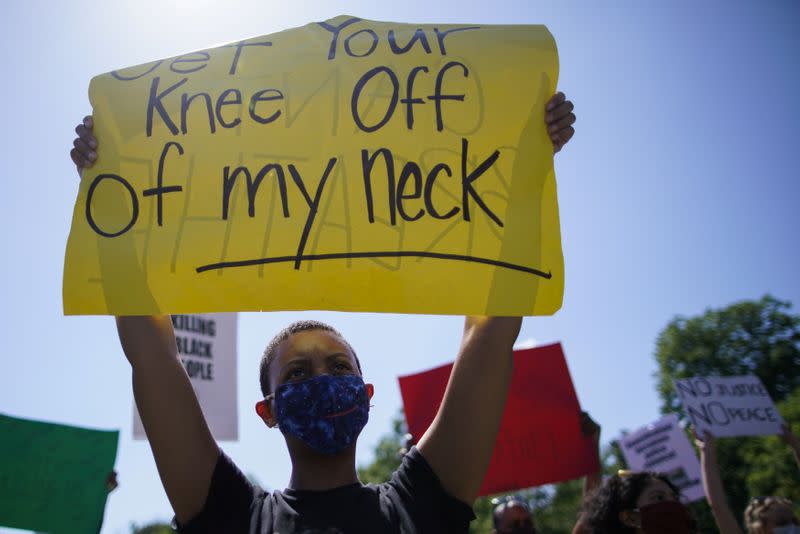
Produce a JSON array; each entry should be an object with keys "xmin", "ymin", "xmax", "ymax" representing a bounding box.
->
[{"xmin": 287, "ymin": 440, "xmax": 359, "ymax": 491}]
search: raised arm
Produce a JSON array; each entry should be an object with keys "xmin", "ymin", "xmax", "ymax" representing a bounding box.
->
[
  {"xmin": 416, "ymin": 93, "xmax": 575, "ymax": 504},
  {"xmin": 416, "ymin": 316, "xmax": 521, "ymax": 503},
  {"xmin": 779, "ymin": 423, "xmax": 800, "ymax": 471},
  {"xmin": 118, "ymin": 316, "xmax": 219, "ymax": 523},
  {"xmin": 581, "ymin": 412, "xmax": 603, "ymax": 497},
  {"xmin": 694, "ymin": 430, "xmax": 743, "ymax": 534},
  {"xmin": 72, "ymin": 118, "xmax": 219, "ymax": 523},
  {"xmin": 572, "ymin": 412, "xmax": 601, "ymax": 534}
]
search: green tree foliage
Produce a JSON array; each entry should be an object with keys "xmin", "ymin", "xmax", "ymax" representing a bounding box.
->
[
  {"xmin": 654, "ymin": 295, "xmax": 800, "ymax": 531},
  {"xmin": 742, "ymin": 388, "xmax": 800, "ymax": 501},
  {"xmin": 531, "ymin": 480, "xmax": 583, "ymax": 533},
  {"xmin": 603, "ymin": 438, "xmax": 627, "ymax": 475},
  {"xmin": 357, "ymin": 413, "xmax": 408, "ymax": 484},
  {"xmin": 656, "ymin": 295, "xmax": 799, "ymax": 412},
  {"xmin": 130, "ymin": 521, "xmax": 174, "ymax": 534},
  {"xmin": 470, "ymin": 495, "xmax": 496, "ymax": 533}
]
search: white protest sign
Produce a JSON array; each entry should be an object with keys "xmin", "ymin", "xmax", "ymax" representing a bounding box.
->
[
  {"xmin": 620, "ymin": 413, "xmax": 704, "ymax": 502},
  {"xmin": 134, "ymin": 313, "xmax": 238, "ymax": 441},
  {"xmin": 673, "ymin": 375, "xmax": 783, "ymax": 438}
]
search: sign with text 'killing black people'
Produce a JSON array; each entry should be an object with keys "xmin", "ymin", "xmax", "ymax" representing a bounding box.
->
[
  {"xmin": 133, "ymin": 313, "xmax": 238, "ymax": 441},
  {"xmin": 62, "ymin": 16, "xmax": 563, "ymax": 316},
  {"xmin": 673, "ymin": 375, "xmax": 784, "ymax": 438},
  {"xmin": 619, "ymin": 414, "xmax": 704, "ymax": 502}
]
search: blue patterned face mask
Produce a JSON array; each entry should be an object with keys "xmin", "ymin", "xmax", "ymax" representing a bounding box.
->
[{"xmin": 273, "ymin": 374, "xmax": 370, "ymax": 455}]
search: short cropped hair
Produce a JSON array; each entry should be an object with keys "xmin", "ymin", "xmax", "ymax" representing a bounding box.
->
[
  {"xmin": 744, "ymin": 496, "xmax": 793, "ymax": 533},
  {"xmin": 492, "ymin": 499, "xmax": 531, "ymax": 530},
  {"xmin": 259, "ymin": 320, "xmax": 361, "ymax": 397}
]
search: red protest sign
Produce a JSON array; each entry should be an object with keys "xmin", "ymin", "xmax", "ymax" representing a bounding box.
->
[{"xmin": 398, "ymin": 343, "xmax": 599, "ymax": 496}]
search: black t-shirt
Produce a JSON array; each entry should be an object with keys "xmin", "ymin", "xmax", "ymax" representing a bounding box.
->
[{"xmin": 177, "ymin": 446, "xmax": 475, "ymax": 534}]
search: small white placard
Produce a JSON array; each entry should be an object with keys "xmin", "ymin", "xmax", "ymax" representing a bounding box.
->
[
  {"xmin": 673, "ymin": 375, "xmax": 783, "ymax": 438},
  {"xmin": 133, "ymin": 313, "xmax": 238, "ymax": 441},
  {"xmin": 620, "ymin": 413, "xmax": 704, "ymax": 502}
]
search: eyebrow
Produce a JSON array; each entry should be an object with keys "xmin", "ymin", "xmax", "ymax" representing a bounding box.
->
[{"xmin": 326, "ymin": 352, "xmax": 354, "ymax": 363}]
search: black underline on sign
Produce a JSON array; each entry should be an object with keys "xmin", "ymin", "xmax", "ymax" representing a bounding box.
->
[{"xmin": 195, "ymin": 251, "xmax": 552, "ymax": 279}]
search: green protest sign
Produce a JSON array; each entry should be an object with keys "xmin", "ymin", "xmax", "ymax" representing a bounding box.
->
[{"xmin": 0, "ymin": 413, "xmax": 119, "ymax": 534}]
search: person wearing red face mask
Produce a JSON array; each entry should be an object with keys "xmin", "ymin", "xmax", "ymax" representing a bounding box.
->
[{"xmin": 580, "ymin": 471, "xmax": 697, "ymax": 534}]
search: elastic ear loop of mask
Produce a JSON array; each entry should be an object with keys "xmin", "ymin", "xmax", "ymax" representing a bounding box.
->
[
  {"xmin": 366, "ymin": 383, "xmax": 375, "ymax": 409},
  {"xmin": 256, "ymin": 394, "xmax": 275, "ymax": 420}
]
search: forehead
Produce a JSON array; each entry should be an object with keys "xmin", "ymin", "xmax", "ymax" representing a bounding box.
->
[
  {"xmin": 638, "ymin": 479, "xmax": 677, "ymax": 502},
  {"xmin": 498, "ymin": 503, "xmax": 531, "ymax": 525},
  {"xmin": 763, "ymin": 501, "xmax": 795, "ymax": 521},
  {"xmin": 272, "ymin": 329, "xmax": 355, "ymax": 367}
]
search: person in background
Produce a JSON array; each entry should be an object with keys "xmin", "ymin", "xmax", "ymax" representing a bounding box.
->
[
  {"xmin": 492, "ymin": 498, "xmax": 536, "ymax": 534},
  {"xmin": 579, "ymin": 470, "xmax": 696, "ymax": 534},
  {"xmin": 695, "ymin": 424, "xmax": 799, "ymax": 534},
  {"xmin": 744, "ymin": 498, "xmax": 799, "ymax": 534}
]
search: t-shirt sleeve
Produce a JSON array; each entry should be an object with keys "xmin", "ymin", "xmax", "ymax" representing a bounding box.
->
[
  {"xmin": 388, "ymin": 446, "xmax": 476, "ymax": 531},
  {"xmin": 174, "ymin": 450, "xmax": 261, "ymax": 534}
]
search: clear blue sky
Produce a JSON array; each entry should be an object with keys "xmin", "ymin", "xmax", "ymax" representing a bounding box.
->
[{"xmin": 1, "ymin": 1, "xmax": 798, "ymax": 532}]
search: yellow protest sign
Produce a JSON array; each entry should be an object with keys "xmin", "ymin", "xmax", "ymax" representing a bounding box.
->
[{"xmin": 63, "ymin": 16, "xmax": 563, "ymax": 316}]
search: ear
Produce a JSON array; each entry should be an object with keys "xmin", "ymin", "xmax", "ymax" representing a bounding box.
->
[
  {"xmin": 255, "ymin": 399, "xmax": 278, "ymax": 428},
  {"xmin": 366, "ymin": 383, "xmax": 375, "ymax": 400}
]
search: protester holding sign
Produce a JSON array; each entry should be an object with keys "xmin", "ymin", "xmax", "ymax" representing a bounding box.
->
[
  {"xmin": 694, "ymin": 426, "xmax": 800, "ymax": 534},
  {"xmin": 618, "ymin": 413, "xmax": 704, "ymax": 503},
  {"xmin": 580, "ymin": 471, "xmax": 697, "ymax": 533},
  {"xmin": 70, "ymin": 80, "xmax": 575, "ymax": 534}
]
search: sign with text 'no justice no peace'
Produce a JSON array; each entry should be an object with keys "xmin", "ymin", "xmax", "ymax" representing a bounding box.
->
[
  {"xmin": 63, "ymin": 16, "xmax": 563, "ymax": 316},
  {"xmin": 674, "ymin": 375, "xmax": 784, "ymax": 438}
]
